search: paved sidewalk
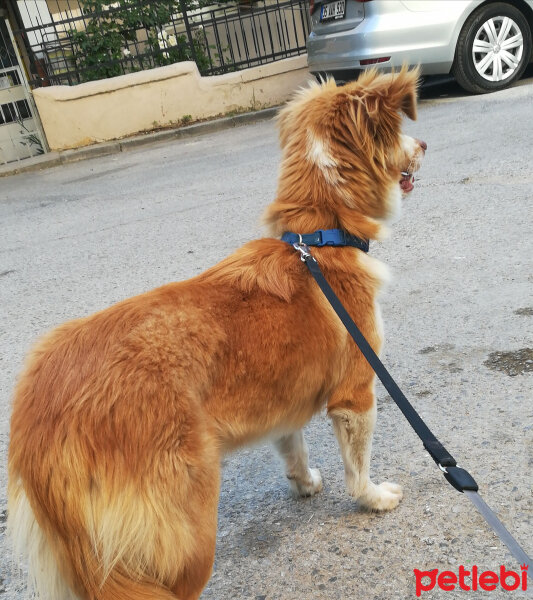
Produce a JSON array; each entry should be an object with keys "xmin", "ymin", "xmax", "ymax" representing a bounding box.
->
[{"xmin": 0, "ymin": 106, "xmax": 279, "ymax": 178}]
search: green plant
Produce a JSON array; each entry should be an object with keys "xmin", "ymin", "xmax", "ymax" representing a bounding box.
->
[
  {"xmin": 181, "ymin": 114, "xmax": 192, "ymax": 124},
  {"xmin": 149, "ymin": 29, "xmax": 209, "ymax": 70},
  {"xmin": 68, "ymin": 0, "xmax": 213, "ymax": 82},
  {"xmin": 17, "ymin": 118, "xmax": 44, "ymax": 154}
]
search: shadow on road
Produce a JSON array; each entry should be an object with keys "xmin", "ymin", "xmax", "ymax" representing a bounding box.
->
[{"xmin": 419, "ymin": 64, "xmax": 533, "ymax": 100}]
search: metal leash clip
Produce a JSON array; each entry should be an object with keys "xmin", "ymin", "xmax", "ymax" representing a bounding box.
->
[{"xmin": 292, "ymin": 240, "xmax": 316, "ymax": 263}]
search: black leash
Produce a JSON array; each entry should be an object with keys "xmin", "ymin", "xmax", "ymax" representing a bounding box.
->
[{"xmin": 291, "ymin": 241, "xmax": 531, "ymax": 569}]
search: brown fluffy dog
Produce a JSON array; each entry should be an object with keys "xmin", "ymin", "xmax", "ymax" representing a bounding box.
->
[{"xmin": 8, "ymin": 67, "xmax": 425, "ymax": 600}]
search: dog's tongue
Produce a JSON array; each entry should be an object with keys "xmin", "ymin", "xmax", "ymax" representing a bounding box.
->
[{"xmin": 400, "ymin": 176, "xmax": 414, "ymax": 193}]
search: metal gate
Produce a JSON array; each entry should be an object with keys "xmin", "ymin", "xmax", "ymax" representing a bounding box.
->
[{"xmin": 0, "ymin": 16, "xmax": 48, "ymax": 165}]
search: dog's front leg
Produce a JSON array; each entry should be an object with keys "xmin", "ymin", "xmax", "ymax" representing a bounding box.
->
[
  {"xmin": 274, "ymin": 430, "xmax": 323, "ymax": 497},
  {"xmin": 330, "ymin": 402, "xmax": 402, "ymax": 511}
]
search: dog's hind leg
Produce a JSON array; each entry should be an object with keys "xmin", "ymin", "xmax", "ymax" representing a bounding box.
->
[
  {"xmin": 169, "ymin": 494, "xmax": 218, "ymax": 600},
  {"xmin": 274, "ymin": 431, "xmax": 322, "ymax": 497},
  {"xmin": 329, "ymin": 397, "xmax": 403, "ymax": 511},
  {"xmin": 170, "ymin": 542, "xmax": 217, "ymax": 600},
  {"xmin": 98, "ymin": 572, "xmax": 180, "ymax": 599}
]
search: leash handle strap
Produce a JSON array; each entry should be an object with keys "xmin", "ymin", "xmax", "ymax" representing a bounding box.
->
[
  {"xmin": 464, "ymin": 491, "xmax": 531, "ymax": 569},
  {"xmin": 303, "ymin": 255, "xmax": 461, "ymax": 472}
]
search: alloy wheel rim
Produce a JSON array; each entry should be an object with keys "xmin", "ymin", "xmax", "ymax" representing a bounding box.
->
[{"xmin": 472, "ymin": 16, "xmax": 524, "ymax": 82}]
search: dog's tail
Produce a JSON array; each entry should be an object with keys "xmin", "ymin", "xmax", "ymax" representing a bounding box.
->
[
  {"xmin": 8, "ymin": 478, "xmax": 188, "ymax": 600},
  {"xmin": 8, "ymin": 479, "xmax": 78, "ymax": 600},
  {"xmin": 8, "ymin": 338, "xmax": 220, "ymax": 599},
  {"xmin": 9, "ymin": 452, "xmax": 218, "ymax": 600}
]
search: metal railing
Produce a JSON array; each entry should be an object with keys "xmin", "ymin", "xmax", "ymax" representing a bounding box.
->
[{"xmin": 10, "ymin": 0, "xmax": 310, "ymax": 88}]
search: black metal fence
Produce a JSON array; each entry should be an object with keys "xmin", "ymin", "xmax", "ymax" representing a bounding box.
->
[{"xmin": 10, "ymin": 0, "xmax": 310, "ymax": 88}]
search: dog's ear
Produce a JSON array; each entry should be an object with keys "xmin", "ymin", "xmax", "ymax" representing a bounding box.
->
[
  {"xmin": 386, "ymin": 65, "xmax": 420, "ymax": 120},
  {"xmin": 348, "ymin": 66, "xmax": 420, "ymax": 128}
]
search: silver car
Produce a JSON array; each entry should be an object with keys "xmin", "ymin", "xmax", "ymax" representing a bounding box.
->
[{"xmin": 307, "ymin": 0, "xmax": 533, "ymax": 93}]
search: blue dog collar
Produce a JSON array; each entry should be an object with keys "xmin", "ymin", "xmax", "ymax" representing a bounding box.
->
[{"xmin": 281, "ymin": 229, "xmax": 369, "ymax": 252}]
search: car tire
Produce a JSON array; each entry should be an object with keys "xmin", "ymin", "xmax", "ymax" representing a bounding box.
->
[{"xmin": 452, "ymin": 2, "xmax": 532, "ymax": 94}]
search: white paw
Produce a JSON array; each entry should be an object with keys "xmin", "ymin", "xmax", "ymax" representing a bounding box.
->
[
  {"xmin": 289, "ymin": 468, "xmax": 323, "ymax": 497},
  {"xmin": 357, "ymin": 481, "xmax": 403, "ymax": 511}
]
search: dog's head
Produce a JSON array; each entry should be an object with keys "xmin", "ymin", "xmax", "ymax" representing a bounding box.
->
[{"xmin": 267, "ymin": 66, "xmax": 425, "ymax": 240}]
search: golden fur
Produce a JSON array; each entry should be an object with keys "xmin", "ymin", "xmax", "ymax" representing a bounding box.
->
[{"xmin": 8, "ymin": 67, "xmax": 425, "ymax": 600}]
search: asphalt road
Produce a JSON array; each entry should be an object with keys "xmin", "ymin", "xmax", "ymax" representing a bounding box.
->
[{"xmin": 1, "ymin": 75, "xmax": 532, "ymax": 599}]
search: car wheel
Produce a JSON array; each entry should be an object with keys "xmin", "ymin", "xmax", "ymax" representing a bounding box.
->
[{"xmin": 452, "ymin": 2, "xmax": 532, "ymax": 94}]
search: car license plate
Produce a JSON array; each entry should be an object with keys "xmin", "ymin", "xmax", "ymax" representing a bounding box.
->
[{"xmin": 320, "ymin": 0, "xmax": 345, "ymax": 21}]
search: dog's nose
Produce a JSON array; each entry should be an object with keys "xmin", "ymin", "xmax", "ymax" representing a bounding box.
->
[{"xmin": 417, "ymin": 139, "xmax": 427, "ymax": 151}]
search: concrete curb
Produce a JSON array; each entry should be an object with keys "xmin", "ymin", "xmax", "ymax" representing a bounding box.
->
[{"xmin": 0, "ymin": 106, "xmax": 279, "ymax": 178}]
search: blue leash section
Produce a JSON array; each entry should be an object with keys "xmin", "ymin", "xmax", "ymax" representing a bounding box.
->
[{"xmin": 289, "ymin": 241, "xmax": 531, "ymax": 569}]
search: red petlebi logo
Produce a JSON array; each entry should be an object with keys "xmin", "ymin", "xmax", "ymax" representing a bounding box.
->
[{"xmin": 414, "ymin": 563, "xmax": 528, "ymax": 596}]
